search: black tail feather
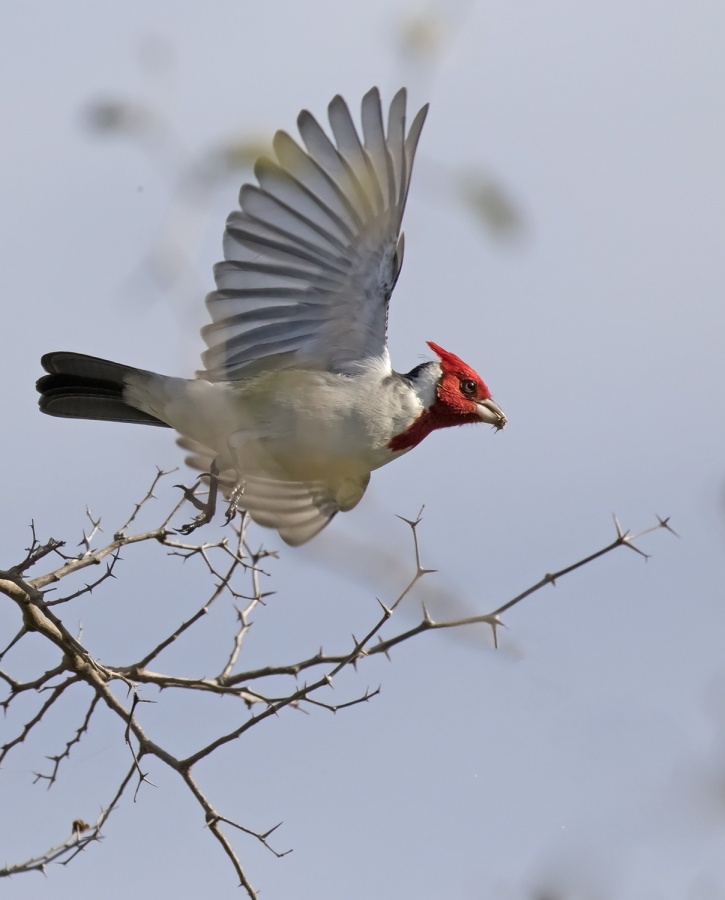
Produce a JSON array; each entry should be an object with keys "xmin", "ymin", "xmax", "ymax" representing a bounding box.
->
[{"xmin": 37, "ymin": 352, "xmax": 169, "ymax": 427}]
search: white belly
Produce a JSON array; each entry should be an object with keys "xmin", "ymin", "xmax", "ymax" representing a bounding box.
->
[{"xmin": 126, "ymin": 367, "xmax": 421, "ymax": 483}]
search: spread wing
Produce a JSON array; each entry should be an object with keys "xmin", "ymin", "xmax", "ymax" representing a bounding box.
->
[
  {"xmin": 238, "ymin": 473, "xmax": 369, "ymax": 546},
  {"xmin": 179, "ymin": 437, "xmax": 370, "ymax": 546},
  {"xmin": 200, "ymin": 87, "xmax": 428, "ymax": 381}
]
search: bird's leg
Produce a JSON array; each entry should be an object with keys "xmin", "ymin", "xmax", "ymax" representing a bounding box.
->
[
  {"xmin": 176, "ymin": 461, "xmax": 220, "ymax": 534},
  {"xmin": 224, "ymin": 480, "xmax": 246, "ymax": 525},
  {"xmin": 175, "ymin": 478, "xmax": 214, "ymax": 514}
]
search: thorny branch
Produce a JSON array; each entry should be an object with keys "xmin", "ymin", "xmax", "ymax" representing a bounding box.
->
[{"xmin": 0, "ymin": 471, "xmax": 674, "ymax": 896}]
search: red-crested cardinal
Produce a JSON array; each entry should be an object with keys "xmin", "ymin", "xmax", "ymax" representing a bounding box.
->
[{"xmin": 37, "ymin": 87, "xmax": 506, "ymax": 545}]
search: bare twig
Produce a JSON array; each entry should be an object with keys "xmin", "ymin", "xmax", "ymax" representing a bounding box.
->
[{"xmin": 0, "ymin": 472, "xmax": 674, "ymax": 895}]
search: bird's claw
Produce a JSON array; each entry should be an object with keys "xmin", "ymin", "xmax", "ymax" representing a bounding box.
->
[
  {"xmin": 175, "ymin": 466, "xmax": 220, "ymax": 534},
  {"xmin": 177, "ymin": 513, "xmax": 211, "ymax": 536},
  {"xmin": 223, "ymin": 481, "xmax": 245, "ymax": 525},
  {"xmin": 174, "ymin": 481, "xmax": 208, "ymax": 513}
]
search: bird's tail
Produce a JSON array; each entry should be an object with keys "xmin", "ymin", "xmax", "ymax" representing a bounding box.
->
[{"xmin": 37, "ymin": 352, "xmax": 169, "ymax": 427}]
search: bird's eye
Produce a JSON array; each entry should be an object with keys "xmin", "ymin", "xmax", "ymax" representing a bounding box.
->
[{"xmin": 460, "ymin": 378, "xmax": 477, "ymax": 397}]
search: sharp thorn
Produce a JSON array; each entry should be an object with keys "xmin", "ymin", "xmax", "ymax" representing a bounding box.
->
[{"xmin": 656, "ymin": 514, "xmax": 680, "ymax": 538}]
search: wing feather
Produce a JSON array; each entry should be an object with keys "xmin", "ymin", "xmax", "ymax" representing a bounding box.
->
[
  {"xmin": 201, "ymin": 88, "xmax": 429, "ymax": 381},
  {"xmin": 239, "ymin": 185, "xmax": 349, "ymax": 254},
  {"xmin": 295, "ymin": 114, "xmax": 369, "ymax": 230},
  {"xmin": 255, "ymin": 157, "xmax": 359, "ymax": 241},
  {"xmin": 224, "ymin": 211, "xmax": 349, "ymax": 274},
  {"xmin": 361, "ymin": 87, "xmax": 396, "ymax": 210},
  {"xmin": 402, "ymin": 103, "xmax": 428, "ymax": 209},
  {"xmin": 326, "ymin": 95, "xmax": 380, "ymax": 219},
  {"xmin": 177, "ymin": 437, "xmax": 369, "ymax": 546},
  {"xmin": 386, "ymin": 88, "xmax": 407, "ymax": 204}
]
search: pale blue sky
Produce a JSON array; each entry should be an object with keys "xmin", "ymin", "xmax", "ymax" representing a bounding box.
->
[{"xmin": 2, "ymin": 2, "xmax": 725, "ymax": 898}]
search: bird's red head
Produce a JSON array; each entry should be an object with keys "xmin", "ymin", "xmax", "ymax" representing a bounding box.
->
[
  {"xmin": 427, "ymin": 341, "xmax": 492, "ymax": 412},
  {"xmin": 388, "ymin": 342, "xmax": 505, "ymax": 453}
]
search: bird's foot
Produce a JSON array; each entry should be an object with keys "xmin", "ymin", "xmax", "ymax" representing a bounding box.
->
[
  {"xmin": 174, "ymin": 480, "xmax": 209, "ymax": 513},
  {"xmin": 175, "ymin": 465, "xmax": 219, "ymax": 534},
  {"xmin": 223, "ymin": 481, "xmax": 245, "ymax": 525}
]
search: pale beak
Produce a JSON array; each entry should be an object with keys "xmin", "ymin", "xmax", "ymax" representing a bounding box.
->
[{"xmin": 476, "ymin": 398, "xmax": 507, "ymax": 431}]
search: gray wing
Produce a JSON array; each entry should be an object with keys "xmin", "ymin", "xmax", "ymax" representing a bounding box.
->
[
  {"xmin": 179, "ymin": 437, "xmax": 369, "ymax": 545},
  {"xmin": 200, "ymin": 87, "xmax": 428, "ymax": 381},
  {"xmin": 239, "ymin": 474, "xmax": 369, "ymax": 546}
]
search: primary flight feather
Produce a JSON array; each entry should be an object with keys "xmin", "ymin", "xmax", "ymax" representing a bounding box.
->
[{"xmin": 37, "ymin": 87, "xmax": 506, "ymax": 545}]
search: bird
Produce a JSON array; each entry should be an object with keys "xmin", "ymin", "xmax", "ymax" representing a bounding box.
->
[{"xmin": 37, "ymin": 87, "xmax": 506, "ymax": 546}]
